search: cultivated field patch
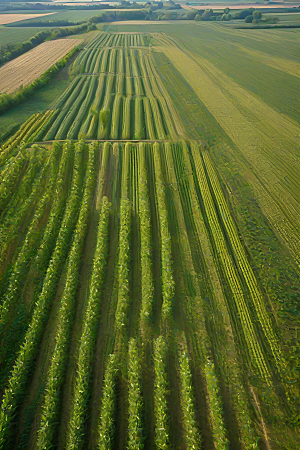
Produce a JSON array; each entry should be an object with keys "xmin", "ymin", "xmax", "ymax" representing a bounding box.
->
[
  {"xmin": 0, "ymin": 38, "xmax": 82, "ymax": 94},
  {"xmin": 0, "ymin": 13, "xmax": 55, "ymax": 25},
  {"xmin": 157, "ymin": 37, "xmax": 300, "ymax": 266}
]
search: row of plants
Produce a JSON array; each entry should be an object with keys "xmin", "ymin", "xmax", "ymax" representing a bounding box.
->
[
  {"xmin": 39, "ymin": 43, "xmax": 176, "ymax": 141},
  {"xmin": 0, "ymin": 141, "xmax": 83, "ymax": 449},
  {"xmin": 179, "ymin": 142, "xmax": 259, "ymax": 449},
  {"xmin": 177, "ymin": 337, "xmax": 201, "ymax": 450},
  {"xmin": 0, "ymin": 112, "xmax": 40, "ymax": 162},
  {"xmin": 0, "ymin": 143, "xmax": 73, "ymax": 393},
  {"xmin": 153, "ymin": 143, "xmax": 175, "ymax": 331},
  {"xmin": 56, "ymin": 78, "xmax": 92, "ymax": 141},
  {"xmin": 202, "ymin": 149, "xmax": 285, "ymax": 380},
  {"xmin": 138, "ymin": 143, "xmax": 154, "ymax": 335},
  {"xmin": 37, "ymin": 142, "xmax": 97, "ymax": 448},
  {"xmin": 46, "ymin": 76, "xmax": 86, "ymax": 139},
  {"xmin": 127, "ymin": 338, "xmax": 144, "ymax": 449},
  {"xmin": 85, "ymin": 74, "xmax": 106, "ymax": 139},
  {"xmin": 190, "ymin": 143, "xmax": 269, "ymax": 381},
  {"xmin": 154, "ymin": 336, "xmax": 169, "ymax": 450},
  {"xmin": 0, "ymin": 143, "xmax": 61, "ymax": 335},
  {"xmin": 162, "ymin": 143, "xmax": 229, "ymax": 450},
  {"xmin": 67, "ymin": 77, "xmax": 98, "ymax": 140},
  {"xmin": 0, "ymin": 148, "xmax": 50, "ymax": 269},
  {"xmin": 97, "ymin": 353, "xmax": 119, "ymax": 449},
  {"xmin": 0, "ymin": 151, "xmax": 26, "ymax": 212},
  {"xmin": 66, "ymin": 197, "xmax": 110, "ymax": 449},
  {"xmin": 1, "ymin": 110, "xmax": 54, "ymax": 148},
  {"xmin": 114, "ymin": 197, "xmax": 131, "ymax": 339}
]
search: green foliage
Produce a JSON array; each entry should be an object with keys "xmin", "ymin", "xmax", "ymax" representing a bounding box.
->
[
  {"xmin": 37, "ymin": 141, "xmax": 96, "ymax": 449},
  {"xmin": 0, "ymin": 141, "xmax": 83, "ymax": 449},
  {"xmin": 194, "ymin": 14, "xmax": 203, "ymax": 21},
  {"xmin": 153, "ymin": 143, "xmax": 174, "ymax": 331},
  {"xmin": 236, "ymin": 8, "xmax": 254, "ymax": 19},
  {"xmin": 138, "ymin": 143, "xmax": 154, "ymax": 334},
  {"xmin": 115, "ymin": 198, "xmax": 132, "ymax": 338},
  {"xmin": 245, "ymin": 15, "xmax": 253, "ymax": 23},
  {"xmin": 202, "ymin": 9, "xmax": 213, "ymax": 21},
  {"xmin": 66, "ymin": 197, "xmax": 110, "ymax": 449},
  {"xmin": 253, "ymin": 10, "xmax": 262, "ymax": 19},
  {"xmin": 186, "ymin": 10, "xmax": 197, "ymax": 20},
  {"xmin": 178, "ymin": 340, "xmax": 201, "ymax": 450},
  {"xmin": 154, "ymin": 336, "xmax": 169, "ymax": 450},
  {"xmin": 97, "ymin": 353, "xmax": 118, "ymax": 450},
  {"xmin": 127, "ymin": 339, "xmax": 144, "ymax": 449}
]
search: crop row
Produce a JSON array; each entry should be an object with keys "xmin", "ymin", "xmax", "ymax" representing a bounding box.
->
[
  {"xmin": 37, "ymin": 142, "xmax": 96, "ymax": 448},
  {"xmin": 66, "ymin": 196, "xmax": 111, "ymax": 449},
  {"xmin": 153, "ymin": 143, "xmax": 175, "ymax": 332},
  {"xmin": 160, "ymin": 142, "xmax": 229, "ymax": 450},
  {"xmin": 138, "ymin": 143, "xmax": 154, "ymax": 335},
  {"xmin": 86, "ymin": 33, "xmax": 146, "ymax": 49},
  {"xmin": 114, "ymin": 143, "xmax": 131, "ymax": 344},
  {"xmin": 39, "ymin": 75, "xmax": 171, "ymax": 141},
  {"xmin": 178, "ymin": 141, "xmax": 259, "ymax": 449},
  {"xmin": 0, "ymin": 141, "xmax": 83, "ymax": 449}
]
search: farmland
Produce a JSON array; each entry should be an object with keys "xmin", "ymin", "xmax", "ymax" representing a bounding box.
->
[
  {"xmin": 0, "ymin": 27, "xmax": 46, "ymax": 48},
  {"xmin": 0, "ymin": 23, "xmax": 300, "ymax": 450},
  {"xmin": 0, "ymin": 38, "xmax": 82, "ymax": 94},
  {"xmin": 0, "ymin": 13, "xmax": 55, "ymax": 25}
]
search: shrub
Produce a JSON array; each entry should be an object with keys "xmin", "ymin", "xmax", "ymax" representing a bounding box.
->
[
  {"xmin": 202, "ymin": 9, "xmax": 213, "ymax": 20},
  {"xmin": 186, "ymin": 10, "xmax": 197, "ymax": 20},
  {"xmin": 238, "ymin": 8, "xmax": 254, "ymax": 19},
  {"xmin": 194, "ymin": 14, "xmax": 202, "ymax": 21},
  {"xmin": 245, "ymin": 15, "xmax": 253, "ymax": 23},
  {"xmin": 253, "ymin": 10, "xmax": 262, "ymax": 19}
]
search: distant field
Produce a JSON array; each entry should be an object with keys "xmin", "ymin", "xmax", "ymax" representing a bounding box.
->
[
  {"xmin": 13, "ymin": 9, "xmax": 107, "ymax": 23},
  {"xmin": 0, "ymin": 38, "xmax": 82, "ymax": 94},
  {"xmin": 0, "ymin": 13, "xmax": 55, "ymax": 25},
  {"xmin": 0, "ymin": 26, "xmax": 45, "ymax": 47}
]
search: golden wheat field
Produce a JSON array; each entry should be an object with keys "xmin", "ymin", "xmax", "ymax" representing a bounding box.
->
[
  {"xmin": 0, "ymin": 38, "xmax": 83, "ymax": 94},
  {"xmin": 0, "ymin": 13, "xmax": 55, "ymax": 25}
]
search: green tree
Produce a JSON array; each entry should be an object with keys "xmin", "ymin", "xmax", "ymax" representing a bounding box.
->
[
  {"xmin": 253, "ymin": 10, "xmax": 262, "ymax": 19},
  {"xmin": 224, "ymin": 7, "xmax": 230, "ymax": 14},
  {"xmin": 194, "ymin": 14, "xmax": 202, "ymax": 21},
  {"xmin": 245, "ymin": 14, "xmax": 253, "ymax": 23},
  {"xmin": 202, "ymin": 9, "xmax": 213, "ymax": 20},
  {"xmin": 187, "ymin": 10, "xmax": 197, "ymax": 20}
]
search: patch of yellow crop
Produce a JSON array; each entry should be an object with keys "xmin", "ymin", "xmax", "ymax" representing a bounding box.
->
[
  {"xmin": 0, "ymin": 38, "xmax": 82, "ymax": 94},
  {"xmin": 160, "ymin": 44, "xmax": 300, "ymax": 266},
  {"xmin": 0, "ymin": 13, "xmax": 55, "ymax": 25}
]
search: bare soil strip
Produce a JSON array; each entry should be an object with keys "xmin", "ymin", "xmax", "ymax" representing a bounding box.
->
[{"xmin": 0, "ymin": 38, "xmax": 82, "ymax": 94}]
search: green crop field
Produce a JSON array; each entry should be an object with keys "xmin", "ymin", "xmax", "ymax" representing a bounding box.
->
[
  {"xmin": 8, "ymin": 9, "xmax": 107, "ymax": 24},
  {"xmin": 0, "ymin": 23, "xmax": 299, "ymax": 450},
  {"xmin": 0, "ymin": 25, "xmax": 45, "ymax": 47}
]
